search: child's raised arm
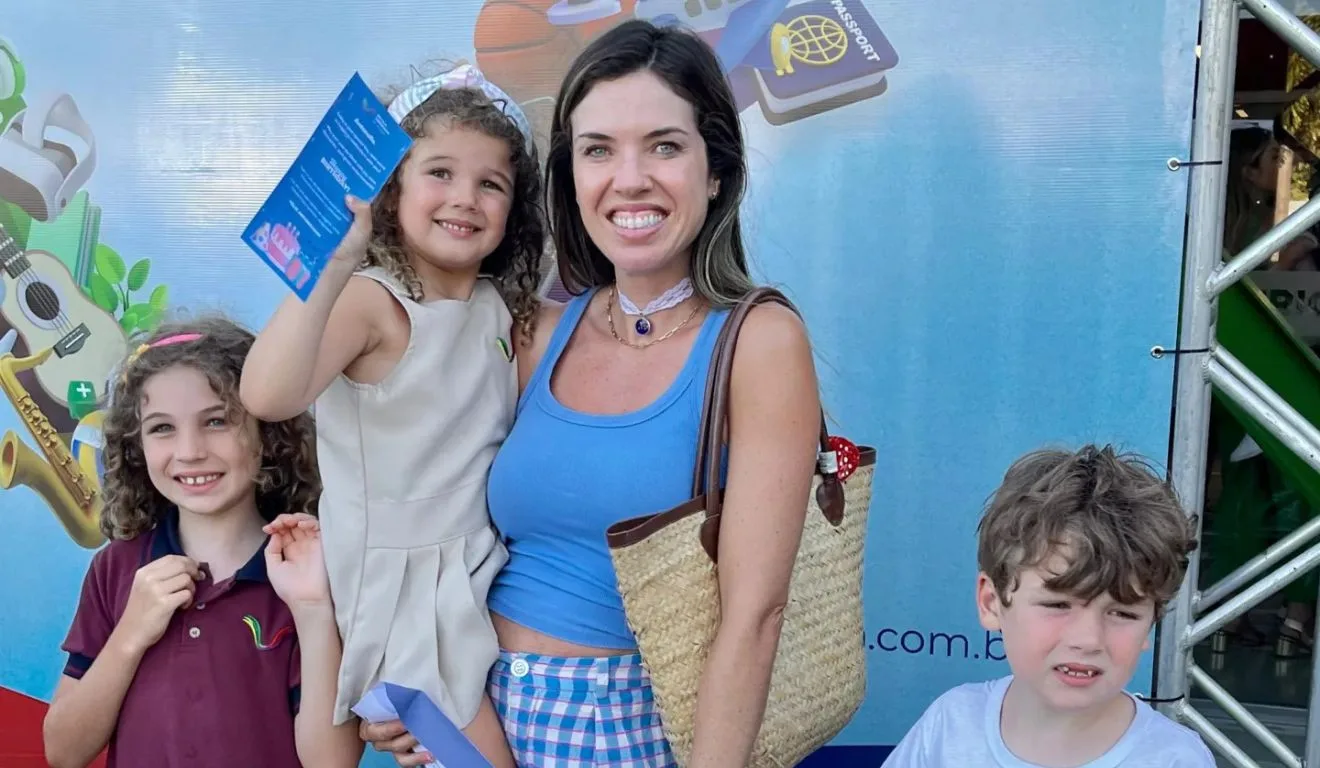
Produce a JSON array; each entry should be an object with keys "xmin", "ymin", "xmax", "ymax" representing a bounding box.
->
[{"xmin": 241, "ymin": 197, "xmax": 379, "ymax": 421}]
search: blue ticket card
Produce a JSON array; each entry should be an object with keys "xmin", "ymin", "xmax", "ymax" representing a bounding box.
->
[
  {"xmin": 351, "ymin": 681, "xmax": 492, "ymax": 768},
  {"xmin": 242, "ymin": 73, "xmax": 413, "ymax": 300}
]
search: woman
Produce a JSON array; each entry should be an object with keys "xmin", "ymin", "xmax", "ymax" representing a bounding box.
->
[
  {"xmin": 1205, "ymin": 125, "xmax": 1317, "ymax": 653},
  {"xmin": 362, "ymin": 19, "xmax": 823, "ymax": 767},
  {"xmin": 1223, "ymin": 125, "xmax": 1315, "ymax": 268}
]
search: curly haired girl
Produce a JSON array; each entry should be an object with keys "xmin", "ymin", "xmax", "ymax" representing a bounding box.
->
[
  {"xmin": 241, "ymin": 62, "xmax": 541, "ymax": 766},
  {"xmin": 44, "ymin": 316, "xmax": 362, "ymax": 768}
]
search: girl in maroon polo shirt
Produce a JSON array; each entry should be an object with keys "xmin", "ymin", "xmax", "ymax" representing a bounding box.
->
[{"xmin": 43, "ymin": 317, "xmax": 364, "ymax": 768}]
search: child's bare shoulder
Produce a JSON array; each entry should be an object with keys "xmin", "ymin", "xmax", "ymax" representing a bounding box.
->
[{"xmin": 343, "ymin": 272, "xmax": 410, "ymax": 340}]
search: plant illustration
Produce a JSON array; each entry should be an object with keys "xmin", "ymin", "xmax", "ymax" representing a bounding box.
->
[{"xmin": 88, "ymin": 243, "xmax": 168, "ymax": 334}]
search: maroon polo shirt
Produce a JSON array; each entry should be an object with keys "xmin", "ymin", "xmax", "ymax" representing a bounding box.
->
[{"xmin": 60, "ymin": 508, "xmax": 302, "ymax": 768}]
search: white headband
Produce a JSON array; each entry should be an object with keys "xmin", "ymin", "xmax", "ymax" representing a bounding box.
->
[{"xmin": 387, "ymin": 63, "xmax": 534, "ymax": 150}]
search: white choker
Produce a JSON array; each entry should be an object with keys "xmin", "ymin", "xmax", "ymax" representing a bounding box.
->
[{"xmin": 617, "ymin": 278, "xmax": 694, "ymax": 336}]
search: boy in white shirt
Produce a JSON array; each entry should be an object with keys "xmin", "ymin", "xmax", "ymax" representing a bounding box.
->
[{"xmin": 885, "ymin": 445, "xmax": 1216, "ymax": 767}]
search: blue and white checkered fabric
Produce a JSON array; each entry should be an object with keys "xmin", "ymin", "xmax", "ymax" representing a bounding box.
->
[{"xmin": 488, "ymin": 650, "xmax": 676, "ymax": 767}]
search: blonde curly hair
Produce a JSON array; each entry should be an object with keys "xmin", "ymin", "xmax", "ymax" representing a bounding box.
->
[
  {"xmin": 99, "ymin": 315, "xmax": 321, "ymax": 541},
  {"xmin": 369, "ymin": 65, "xmax": 545, "ymax": 341}
]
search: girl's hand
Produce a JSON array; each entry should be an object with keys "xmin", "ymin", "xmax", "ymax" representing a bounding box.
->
[
  {"xmin": 329, "ymin": 195, "xmax": 373, "ymax": 268},
  {"xmin": 116, "ymin": 555, "xmax": 202, "ymax": 654},
  {"xmin": 359, "ymin": 720, "xmax": 434, "ymax": 766},
  {"xmin": 264, "ymin": 513, "xmax": 332, "ymax": 614}
]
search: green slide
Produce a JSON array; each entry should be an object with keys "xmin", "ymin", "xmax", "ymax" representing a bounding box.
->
[{"xmin": 1214, "ymin": 278, "xmax": 1320, "ymax": 511}]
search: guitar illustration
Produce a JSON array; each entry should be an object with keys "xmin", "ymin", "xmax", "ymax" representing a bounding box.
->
[{"xmin": 0, "ymin": 223, "xmax": 125, "ymax": 407}]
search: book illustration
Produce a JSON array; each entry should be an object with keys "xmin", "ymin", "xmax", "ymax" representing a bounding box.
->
[
  {"xmin": 740, "ymin": 0, "xmax": 898, "ymax": 124},
  {"xmin": 26, "ymin": 190, "xmax": 99, "ymax": 288}
]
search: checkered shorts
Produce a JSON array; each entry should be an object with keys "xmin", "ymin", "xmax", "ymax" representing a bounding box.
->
[{"xmin": 488, "ymin": 650, "xmax": 676, "ymax": 767}]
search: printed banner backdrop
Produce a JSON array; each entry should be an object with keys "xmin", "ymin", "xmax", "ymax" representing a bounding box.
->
[{"xmin": 0, "ymin": 0, "xmax": 1198, "ymax": 764}]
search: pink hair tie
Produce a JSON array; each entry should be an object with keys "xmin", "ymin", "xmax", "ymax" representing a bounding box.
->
[
  {"xmin": 150, "ymin": 333, "xmax": 204, "ymax": 348},
  {"xmin": 121, "ymin": 332, "xmax": 204, "ymax": 381}
]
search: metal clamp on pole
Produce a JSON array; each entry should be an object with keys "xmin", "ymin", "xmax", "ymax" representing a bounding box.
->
[
  {"xmin": 1150, "ymin": 345, "xmax": 1212, "ymax": 359},
  {"xmin": 1167, "ymin": 158, "xmax": 1224, "ymax": 171}
]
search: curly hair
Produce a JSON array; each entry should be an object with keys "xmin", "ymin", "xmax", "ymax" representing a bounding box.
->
[
  {"xmin": 977, "ymin": 444, "xmax": 1199, "ymax": 619},
  {"xmin": 369, "ymin": 66, "xmax": 545, "ymax": 342},
  {"xmin": 99, "ymin": 315, "xmax": 321, "ymax": 541}
]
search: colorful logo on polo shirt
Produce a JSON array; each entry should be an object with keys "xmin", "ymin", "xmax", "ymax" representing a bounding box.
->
[
  {"xmin": 242, "ymin": 614, "xmax": 292, "ymax": 651},
  {"xmin": 495, "ymin": 336, "xmax": 512, "ymax": 362}
]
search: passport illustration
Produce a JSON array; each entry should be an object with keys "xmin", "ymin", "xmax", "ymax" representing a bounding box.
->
[
  {"xmin": 633, "ymin": 0, "xmax": 897, "ymax": 125},
  {"xmin": 739, "ymin": 0, "xmax": 898, "ymax": 125}
]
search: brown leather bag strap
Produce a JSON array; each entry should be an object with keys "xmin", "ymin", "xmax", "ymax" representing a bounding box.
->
[
  {"xmin": 690, "ymin": 287, "xmax": 845, "ymax": 559},
  {"xmin": 690, "ymin": 287, "xmax": 760, "ymax": 498},
  {"xmin": 690, "ymin": 305, "xmax": 731, "ymax": 497},
  {"xmin": 690, "ymin": 285, "xmax": 756, "ymax": 496},
  {"xmin": 698, "ymin": 288, "xmax": 779, "ymax": 513}
]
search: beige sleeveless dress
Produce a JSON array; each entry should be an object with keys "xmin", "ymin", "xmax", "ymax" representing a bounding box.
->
[{"xmin": 315, "ymin": 267, "xmax": 516, "ymax": 727}]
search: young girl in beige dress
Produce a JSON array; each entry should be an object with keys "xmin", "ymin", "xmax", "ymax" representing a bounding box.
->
[{"xmin": 240, "ymin": 63, "xmax": 544, "ymax": 767}]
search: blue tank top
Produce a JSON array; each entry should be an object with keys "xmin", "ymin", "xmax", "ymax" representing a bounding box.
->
[{"xmin": 486, "ymin": 289, "xmax": 729, "ymax": 649}]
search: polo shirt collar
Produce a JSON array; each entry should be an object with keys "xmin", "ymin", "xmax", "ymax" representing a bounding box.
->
[{"xmin": 150, "ymin": 507, "xmax": 270, "ymax": 583}]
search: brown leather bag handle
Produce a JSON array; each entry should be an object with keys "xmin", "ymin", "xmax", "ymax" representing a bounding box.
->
[
  {"xmin": 691, "ymin": 287, "xmax": 847, "ymax": 562},
  {"xmin": 690, "ymin": 285, "xmax": 761, "ymax": 497}
]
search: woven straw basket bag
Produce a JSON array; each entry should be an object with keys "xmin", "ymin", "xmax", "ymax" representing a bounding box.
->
[{"xmin": 604, "ymin": 287, "xmax": 875, "ymax": 767}]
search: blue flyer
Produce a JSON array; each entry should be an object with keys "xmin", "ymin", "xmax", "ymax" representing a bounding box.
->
[
  {"xmin": 242, "ymin": 73, "xmax": 412, "ymax": 300},
  {"xmin": 351, "ymin": 681, "xmax": 492, "ymax": 768}
]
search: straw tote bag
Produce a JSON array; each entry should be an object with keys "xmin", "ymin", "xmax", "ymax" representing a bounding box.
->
[{"xmin": 604, "ymin": 287, "xmax": 875, "ymax": 767}]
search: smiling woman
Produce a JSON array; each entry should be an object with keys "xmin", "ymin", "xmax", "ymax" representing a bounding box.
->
[
  {"xmin": 489, "ymin": 23, "xmax": 826, "ymax": 767},
  {"xmin": 565, "ymin": 76, "xmax": 722, "ymax": 285},
  {"xmin": 357, "ymin": 19, "xmax": 838, "ymax": 768},
  {"xmin": 548, "ymin": 23, "xmax": 756, "ymax": 310}
]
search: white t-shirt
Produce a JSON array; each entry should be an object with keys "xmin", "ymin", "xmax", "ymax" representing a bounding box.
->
[{"xmin": 883, "ymin": 676, "xmax": 1215, "ymax": 767}]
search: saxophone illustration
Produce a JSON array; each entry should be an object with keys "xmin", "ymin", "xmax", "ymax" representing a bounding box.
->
[{"xmin": 0, "ymin": 343, "xmax": 104, "ymax": 548}]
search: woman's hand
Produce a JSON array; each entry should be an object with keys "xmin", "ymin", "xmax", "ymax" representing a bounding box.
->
[
  {"xmin": 115, "ymin": 554, "xmax": 203, "ymax": 655},
  {"xmin": 359, "ymin": 720, "xmax": 435, "ymax": 766},
  {"xmin": 264, "ymin": 513, "xmax": 332, "ymax": 615}
]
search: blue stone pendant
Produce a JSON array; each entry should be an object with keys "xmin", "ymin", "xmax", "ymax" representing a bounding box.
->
[{"xmin": 635, "ymin": 316, "xmax": 652, "ymax": 335}]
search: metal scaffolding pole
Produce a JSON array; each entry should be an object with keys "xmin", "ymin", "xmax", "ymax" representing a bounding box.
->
[
  {"xmin": 1155, "ymin": 0, "xmax": 1237, "ymax": 720},
  {"xmin": 1190, "ymin": 664, "xmax": 1301, "ymax": 767},
  {"xmin": 1196, "ymin": 515, "xmax": 1320, "ymax": 613},
  {"xmin": 1161, "ymin": 0, "xmax": 1320, "ymax": 763}
]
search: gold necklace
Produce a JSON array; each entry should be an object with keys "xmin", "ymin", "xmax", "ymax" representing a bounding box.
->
[{"xmin": 605, "ymin": 287, "xmax": 702, "ymax": 349}]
